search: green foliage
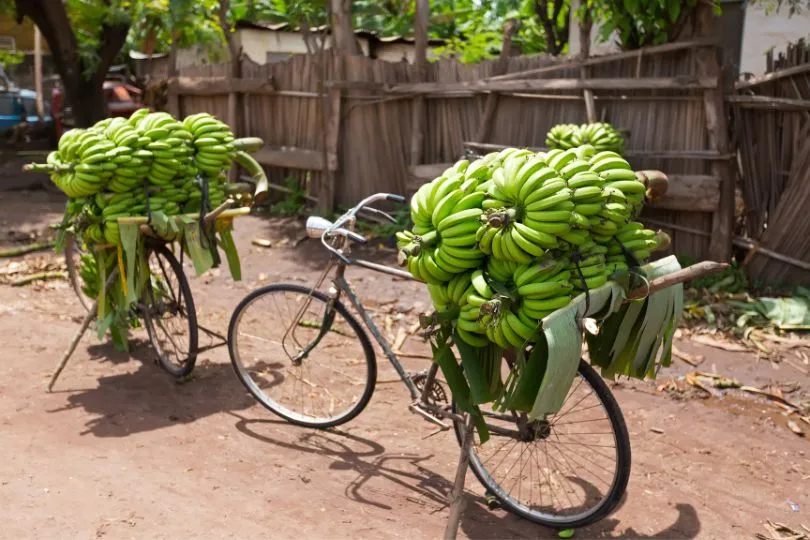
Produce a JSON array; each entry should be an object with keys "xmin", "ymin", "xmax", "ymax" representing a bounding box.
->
[
  {"xmin": 268, "ymin": 177, "xmax": 308, "ymax": 216},
  {"xmin": 357, "ymin": 206, "xmax": 411, "ymax": 241},
  {"xmin": 0, "ymin": 49, "xmax": 24, "ymax": 69},
  {"xmin": 582, "ymin": 0, "xmax": 721, "ymax": 50},
  {"xmin": 127, "ymin": 0, "xmax": 227, "ymax": 61}
]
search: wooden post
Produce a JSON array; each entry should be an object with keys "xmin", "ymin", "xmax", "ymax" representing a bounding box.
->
[
  {"xmin": 319, "ymin": 53, "xmax": 342, "ymax": 214},
  {"xmin": 576, "ymin": 4, "xmax": 597, "ymax": 123},
  {"xmin": 166, "ymin": 31, "xmax": 180, "ymax": 118},
  {"xmin": 410, "ymin": 0, "xmax": 429, "ymax": 167},
  {"xmin": 444, "ymin": 415, "xmax": 474, "ymax": 540},
  {"xmin": 34, "ymin": 25, "xmax": 44, "ymax": 119},
  {"xmin": 695, "ymin": 1, "xmax": 733, "ymax": 262},
  {"xmin": 474, "ymin": 19, "xmax": 519, "ymax": 143}
]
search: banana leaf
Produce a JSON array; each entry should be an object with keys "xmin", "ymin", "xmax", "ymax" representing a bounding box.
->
[
  {"xmin": 217, "ymin": 226, "xmax": 242, "ymax": 281},
  {"xmin": 454, "ymin": 333, "xmax": 502, "ymax": 404},
  {"xmin": 180, "ymin": 217, "xmax": 214, "ymax": 276},
  {"xmin": 119, "ymin": 221, "xmax": 140, "ymax": 306},
  {"xmin": 529, "ymin": 280, "xmax": 625, "ymax": 418},
  {"xmin": 432, "ymin": 333, "xmax": 490, "ymax": 443},
  {"xmin": 587, "ymin": 255, "xmax": 684, "ymax": 381},
  {"xmin": 500, "ymin": 335, "xmax": 547, "ymax": 412}
]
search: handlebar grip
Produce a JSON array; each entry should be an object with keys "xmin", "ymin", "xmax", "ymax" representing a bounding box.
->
[
  {"xmin": 345, "ymin": 230, "xmax": 368, "ymax": 245},
  {"xmin": 386, "ymin": 194, "xmax": 406, "ymax": 203}
]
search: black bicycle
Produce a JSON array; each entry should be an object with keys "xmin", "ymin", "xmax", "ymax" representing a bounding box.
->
[{"xmin": 227, "ymin": 192, "xmax": 631, "ymax": 529}]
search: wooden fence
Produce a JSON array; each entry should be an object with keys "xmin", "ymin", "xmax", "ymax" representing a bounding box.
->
[
  {"xmin": 732, "ymin": 39, "xmax": 810, "ymax": 285},
  {"xmin": 162, "ymin": 38, "xmax": 732, "ymax": 262}
]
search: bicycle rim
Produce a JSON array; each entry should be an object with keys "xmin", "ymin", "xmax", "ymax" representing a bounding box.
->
[
  {"xmin": 228, "ymin": 284, "xmax": 377, "ymax": 428},
  {"xmin": 143, "ymin": 244, "xmax": 199, "ymax": 377},
  {"xmin": 456, "ymin": 360, "xmax": 631, "ymax": 529}
]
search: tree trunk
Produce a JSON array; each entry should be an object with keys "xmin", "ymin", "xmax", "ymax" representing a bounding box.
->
[
  {"xmin": 330, "ymin": 0, "xmax": 360, "ymax": 55},
  {"xmin": 15, "ymin": 0, "xmax": 129, "ymax": 128}
]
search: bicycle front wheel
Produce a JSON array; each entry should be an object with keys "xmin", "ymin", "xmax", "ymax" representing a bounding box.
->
[
  {"xmin": 454, "ymin": 359, "xmax": 631, "ymax": 530},
  {"xmin": 228, "ymin": 284, "xmax": 377, "ymax": 428}
]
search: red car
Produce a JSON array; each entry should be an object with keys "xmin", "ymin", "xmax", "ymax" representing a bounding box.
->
[{"xmin": 51, "ymin": 76, "xmax": 148, "ymax": 138}]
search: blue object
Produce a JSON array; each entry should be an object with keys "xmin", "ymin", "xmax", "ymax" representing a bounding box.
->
[{"xmin": 0, "ymin": 85, "xmax": 53, "ymax": 134}]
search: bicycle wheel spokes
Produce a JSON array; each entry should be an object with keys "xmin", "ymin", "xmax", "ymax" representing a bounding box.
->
[
  {"xmin": 143, "ymin": 246, "xmax": 198, "ymax": 377},
  {"xmin": 228, "ymin": 284, "xmax": 377, "ymax": 428},
  {"xmin": 462, "ymin": 360, "xmax": 630, "ymax": 528}
]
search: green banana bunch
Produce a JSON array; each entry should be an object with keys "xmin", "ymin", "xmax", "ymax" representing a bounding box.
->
[
  {"xmin": 546, "ymin": 122, "xmax": 625, "ymax": 154},
  {"xmin": 183, "ymin": 112, "xmax": 236, "ymax": 176},
  {"xmin": 545, "ymin": 123, "xmax": 579, "ymax": 150},
  {"xmin": 572, "ymin": 122, "xmax": 625, "ymax": 154},
  {"xmin": 78, "ymin": 252, "xmax": 101, "ymax": 299}
]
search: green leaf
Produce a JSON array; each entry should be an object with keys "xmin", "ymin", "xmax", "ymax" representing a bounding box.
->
[
  {"xmin": 453, "ymin": 330, "xmax": 500, "ymax": 404},
  {"xmin": 432, "ymin": 336, "xmax": 490, "ymax": 443},
  {"xmin": 217, "ymin": 227, "xmax": 242, "ymax": 281}
]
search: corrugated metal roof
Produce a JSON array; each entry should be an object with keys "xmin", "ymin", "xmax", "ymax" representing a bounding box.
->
[{"xmin": 233, "ymin": 19, "xmax": 444, "ymax": 45}]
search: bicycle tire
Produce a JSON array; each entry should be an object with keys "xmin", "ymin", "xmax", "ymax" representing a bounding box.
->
[
  {"xmin": 64, "ymin": 232, "xmax": 93, "ymax": 313},
  {"xmin": 142, "ymin": 243, "xmax": 199, "ymax": 378},
  {"xmin": 228, "ymin": 283, "xmax": 377, "ymax": 429},
  {"xmin": 453, "ymin": 359, "xmax": 631, "ymax": 530}
]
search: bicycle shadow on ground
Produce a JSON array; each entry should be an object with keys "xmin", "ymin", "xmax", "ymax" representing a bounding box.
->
[
  {"xmin": 228, "ymin": 414, "xmax": 547, "ymax": 538},
  {"xmin": 575, "ymin": 502, "xmax": 701, "ymax": 539},
  {"xmin": 46, "ymin": 357, "xmax": 264, "ymax": 438}
]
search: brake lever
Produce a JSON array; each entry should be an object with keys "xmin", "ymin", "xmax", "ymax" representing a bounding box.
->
[{"xmin": 359, "ymin": 206, "xmax": 397, "ymax": 224}]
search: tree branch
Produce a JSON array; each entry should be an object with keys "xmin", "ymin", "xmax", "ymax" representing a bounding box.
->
[{"xmin": 95, "ymin": 22, "xmax": 130, "ymax": 82}]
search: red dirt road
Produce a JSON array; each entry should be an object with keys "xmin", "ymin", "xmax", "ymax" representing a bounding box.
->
[{"xmin": 0, "ymin": 189, "xmax": 808, "ymax": 539}]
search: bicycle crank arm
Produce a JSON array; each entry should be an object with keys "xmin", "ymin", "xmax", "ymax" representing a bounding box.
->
[{"xmin": 408, "ymin": 402, "xmax": 450, "ymax": 430}]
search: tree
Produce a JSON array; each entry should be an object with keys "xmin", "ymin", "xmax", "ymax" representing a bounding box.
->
[{"xmin": 2, "ymin": 1, "xmax": 131, "ymax": 126}]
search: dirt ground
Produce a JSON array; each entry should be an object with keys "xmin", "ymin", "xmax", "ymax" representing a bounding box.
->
[{"xmin": 0, "ymin": 187, "xmax": 808, "ymax": 540}]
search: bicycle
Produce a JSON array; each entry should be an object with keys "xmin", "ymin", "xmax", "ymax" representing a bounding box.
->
[{"xmin": 227, "ymin": 192, "xmax": 631, "ymax": 529}]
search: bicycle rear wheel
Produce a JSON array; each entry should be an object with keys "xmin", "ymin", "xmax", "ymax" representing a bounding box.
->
[
  {"xmin": 141, "ymin": 243, "xmax": 199, "ymax": 378},
  {"xmin": 227, "ymin": 283, "xmax": 377, "ymax": 428},
  {"xmin": 454, "ymin": 359, "xmax": 631, "ymax": 529},
  {"xmin": 64, "ymin": 232, "xmax": 93, "ymax": 313}
]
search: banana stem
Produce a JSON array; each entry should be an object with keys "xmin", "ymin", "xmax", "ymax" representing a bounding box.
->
[
  {"xmin": 417, "ymin": 229, "xmax": 438, "ymax": 247},
  {"xmin": 22, "ymin": 163, "xmax": 54, "ymax": 173},
  {"xmin": 487, "ymin": 208, "xmax": 517, "ymax": 228},
  {"xmin": 231, "ymin": 150, "xmax": 268, "ymax": 204}
]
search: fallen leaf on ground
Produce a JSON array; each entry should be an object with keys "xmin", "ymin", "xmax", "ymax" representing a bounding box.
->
[
  {"xmin": 251, "ymin": 238, "xmax": 272, "ymax": 248},
  {"xmin": 787, "ymin": 420, "xmax": 805, "ymax": 437},
  {"xmin": 741, "ymin": 386, "xmax": 802, "ymax": 411},
  {"xmin": 673, "ymin": 346, "xmax": 705, "ymax": 366},
  {"xmin": 693, "ymin": 335, "xmax": 749, "ymax": 352}
]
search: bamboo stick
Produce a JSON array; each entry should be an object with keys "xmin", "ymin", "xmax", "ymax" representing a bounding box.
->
[
  {"xmin": 626, "ymin": 261, "xmax": 728, "ymax": 300},
  {"xmin": 116, "ymin": 207, "xmax": 249, "ymax": 226},
  {"xmin": 0, "ymin": 241, "xmax": 55, "ymax": 258},
  {"xmin": 47, "ymin": 269, "xmax": 119, "ymax": 392}
]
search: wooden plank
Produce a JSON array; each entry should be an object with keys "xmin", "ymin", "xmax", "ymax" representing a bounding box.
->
[
  {"xmin": 409, "ymin": 163, "xmax": 452, "ymax": 181},
  {"xmin": 409, "ymin": 0, "xmax": 429, "ymax": 166},
  {"xmin": 695, "ymin": 3, "xmax": 733, "ymax": 261},
  {"xmin": 474, "ymin": 19, "xmax": 519, "ymax": 143},
  {"xmin": 727, "ymin": 94, "xmax": 810, "ymax": 110},
  {"xmin": 329, "ymin": 76, "xmax": 718, "ymax": 95},
  {"xmin": 486, "ymin": 37, "xmax": 718, "ymax": 82},
  {"xmin": 646, "ymin": 175, "xmax": 720, "ymax": 212},
  {"xmin": 321, "ymin": 86, "xmax": 342, "ymax": 212},
  {"xmin": 167, "ymin": 76, "xmax": 275, "ymax": 96},
  {"xmin": 461, "ymin": 141, "xmax": 733, "ymax": 160},
  {"xmin": 253, "ymin": 147, "xmax": 337, "ymax": 171},
  {"xmin": 735, "ymin": 62, "xmax": 810, "ymax": 90}
]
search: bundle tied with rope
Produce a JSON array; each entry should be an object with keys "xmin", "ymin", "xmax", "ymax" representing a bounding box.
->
[{"xmin": 400, "ymin": 126, "xmax": 685, "ymax": 442}]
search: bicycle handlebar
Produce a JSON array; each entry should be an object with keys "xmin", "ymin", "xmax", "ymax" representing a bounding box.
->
[{"xmin": 307, "ymin": 192, "xmax": 405, "ymax": 262}]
